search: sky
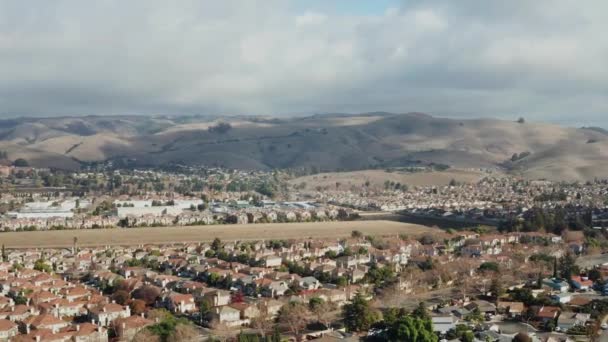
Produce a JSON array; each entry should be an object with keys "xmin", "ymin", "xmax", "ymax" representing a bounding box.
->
[{"xmin": 0, "ymin": 0, "xmax": 607, "ymax": 127}]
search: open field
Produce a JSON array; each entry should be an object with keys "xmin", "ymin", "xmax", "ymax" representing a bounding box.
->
[
  {"xmin": 0, "ymin": 220, "xmax": 439, "ymax": 248},
  {"xmin": 290, "ymin": 168, "xmax": 498, "ymax": 190}
]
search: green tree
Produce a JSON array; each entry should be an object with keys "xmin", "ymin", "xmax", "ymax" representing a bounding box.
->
[
  {"xmin": 490, "ymin": 278, "xmax": 505, "ymax": 298},
  {"xmin": 559, "ymin": 253, "xmax": 579, "ymax": 280},
  {"xmin": 13, "ymin": 158, "xmax": 29, "ymax": 167},
  {"xmin": 33, "ymin": 259, "xmax": 52, "ymax": 273},
  {"xmin": 479, "ymin": 262, "xmax": 500, "ymax": 273},
  {"xmin": 13, "ymin": 294, "xmax": 28, "ymax": 305},
  {"xmin": 412, "ymin": 302, "xmax": 430, "ymax": 320},
  {"xmin": 386, "ymin": 315, "xmax": 438, "ymax": 342},
  {"xmin": 211, "ymin": 238, "xmax": 222, "ymax": 251},
  {"xmin": 342, "ymin": 293, "xmax": 381, "ymax": 332}
]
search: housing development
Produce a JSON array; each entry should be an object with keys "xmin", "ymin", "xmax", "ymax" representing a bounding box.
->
[{"xmin": 0, "ymin": 164, "xmax": 607, "ymax": 342}]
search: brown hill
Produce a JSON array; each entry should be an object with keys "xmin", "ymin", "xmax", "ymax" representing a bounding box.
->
[{"xmin": 0, "ymin": 113, "xmax": 605, "ymax": 181}]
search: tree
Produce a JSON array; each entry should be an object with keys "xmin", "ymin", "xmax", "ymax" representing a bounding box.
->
[
  {"xmin": 13, "ymin": 158, "xmax": 29, "ymax": 167},
  {"xmin": 465, "ymin": 308, "xmax": 484, "ymax": 323},
  {"xmin": 146, "ymin": 309, "xmax": 192, "ymax": 341},
  {"xmin": 198, "ymin": 300, "xmax": 211, "ymax": 323},
  {"xmin": 211, "ymin": 238, "xmax": 222, "ymax": 251},
  {"xmin": 513, "ymin": 332, "xmax": 532, "ymax": 342},
  {"xmin": 553, "ymin": 257, "xmax": 558, "ymax": 278},
  {"xmin": 588, "ymin": 268, "xmax": 602, "ymax": 282},
  {"xmin": 112, "ymin": 290, "xmax": 131, "ymax": 305},
  {"xmin": 490, "ymin": 277, "xmax": 505, "ymax": 298},
  {"xmin": 479, "ymin": 262, "xmax": 500, "ymax": 273},
  {"xmin": 446, "ymin": 325, "xmax": 474, "ymax": 342},
  {"xmin": 133, "ymin": 285, "xmax": 161, "ymax": 305},
  {"xmin": 166, "ymin": 323, "xmax": 199, "ymax": 342},
  {"xmin": 132, "ymin": 329, "xmax": 161, "ymax": 342},
  {"xmin": 342, "ymin": 293, "xmax": 381, "ymax": 332},
  {"xmin": 277, "ymin": 302, "xmax": 309, "ymax": 340},
  {"xmin": 1, "ymin": 244, "xmax": 6, "ymax": 262},
  {"xmin": 237, "ymin": 333, "xmax": 262, "ymax": 342},
  {"xmin": 517, "ymin": 117, "xmax": 526, "ymax": 124},
  {"xmin": 335, "ymin": 276, "xmax": 348, "ymax": 287},
  {"xmin": 130, "ymin": 299, "xmax": 147, "ymax": 315},
  {"xmin": 412, "ymin": 302, "xmax": 430, "ymax": 320},
  {"xmin": 33, "ymin": 259, "xmax": 52, "ymax": 273},
  {"xmin": 13, "ymin": 294, "xmax": 28, "ymax": 305},
  {"xmin": 251, "ymin": 303, "xmax": 274, "ymax": 338},
  {"xmin": 560, "ymin": 253, "xmax": 580, "ymax": 280},
  {"xmin": 309, "ymin": 297, "xmax": 333, "ymax": 328},
  {"xmin": 386, "ymin": 315, "xmax": 438, "ymax": 342},
  {"xmin": 269, "ymin": 327, "xmax": 282, "ymax": 342},
  {"xmin": 351, "ymin": 230, "xmax": 363, "ymax": 239},
  {"xmin": 231, "ymin": 291, "xmax": 244, "ymax": 303}
]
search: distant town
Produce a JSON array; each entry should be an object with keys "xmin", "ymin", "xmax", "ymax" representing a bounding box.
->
[{"xmin": 0, "ymin": 163, "xmax": 608, "ymax": 341}]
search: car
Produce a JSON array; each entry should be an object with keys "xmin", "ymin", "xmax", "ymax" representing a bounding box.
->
[{"xmin": 601, "ymin": 323, "xmax": 608, "ymax": 330}]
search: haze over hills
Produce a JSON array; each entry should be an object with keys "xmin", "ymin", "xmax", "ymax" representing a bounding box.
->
[{"xmin": 0, "ymin": 113, "xmax": 606, "ymax": 181}]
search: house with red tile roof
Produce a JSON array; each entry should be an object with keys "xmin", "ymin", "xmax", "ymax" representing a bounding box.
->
[
  {"xmin": 88, "ymin": 303, "xmax": 131, "ymax": 327},
  {"xmin": 162, "ymin": 292, "xmax": 196, "ymax": 314},
  {"xmin": 571, "ymin": 276, "xmax": 593, "ymax": 291},
  {"xmin": 535, "ymin": 306, "xmax": 560, "ymax": 322},
  {"xmin": 23, "ymin": 313, "xmax": 70, "ymax": 333},
  {"xmin": 0, "ymin": 318, "xmax": 18, "ymax": 340}
]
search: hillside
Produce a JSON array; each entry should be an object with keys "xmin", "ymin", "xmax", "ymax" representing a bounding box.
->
[{"xmin": 0, "ymin": 113, "xmax": 606, "ymax": 181}]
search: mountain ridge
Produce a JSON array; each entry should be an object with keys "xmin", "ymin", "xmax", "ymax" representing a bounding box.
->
[{"xmin": 0, "ymin": 112, "xmax": 605, "ymax": 181}]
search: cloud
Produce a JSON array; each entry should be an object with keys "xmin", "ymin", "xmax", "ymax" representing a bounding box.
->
[
  {"xmin": 295, "ymin": 11, "xmax": 328, "ymax": 27},
  {"xmin": 0, "ymin": 0, "xmax": 606, "ymax": 126}
]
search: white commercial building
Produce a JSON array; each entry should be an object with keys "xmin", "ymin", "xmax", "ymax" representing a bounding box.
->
[{"xmin": 115, "ymin": 206, "xmax": 183, "ymax": 218}]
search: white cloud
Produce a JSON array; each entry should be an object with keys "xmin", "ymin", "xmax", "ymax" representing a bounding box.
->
[
  {"xmin": 0, "ymin": 0, "xmax": 606, "ymax": 126},
  {"xmin": 295, "ymin": 11, "xmax": 327, "ymax": 27}
]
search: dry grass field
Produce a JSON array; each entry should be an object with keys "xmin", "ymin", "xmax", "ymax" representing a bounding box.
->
[
  {"xmin": 0, "ymin": 220, "xmax": 439, "ymax": 248},
  {"xmin": 290, "ymin": 169, "xmax": 496, "ymax": 190}
]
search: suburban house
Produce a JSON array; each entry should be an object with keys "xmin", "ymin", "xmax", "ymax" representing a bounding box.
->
[
  {"xmin": 211, "ymin": 306, "xmax": 242, "ymax": 327},
  {"xmin": 557, "ymin": 312, "xmax": 591, "ymax": 331},
  {"xmin": 570, "ymin": 276, "xmax": 593, "ymax": 291},
  {"xmin": 88, "ymin": 303, "xmax": 131, "ymax": 326},
  {"xmin": 0, "ymin": 319, "xmax": 18, "ymax": 340},
  {"xmin": 299, "ymin": 277, "xmax": 321, "ymax": 290},
  {"xmin": 162, "ymin": 292, "xmax": 197, "ymax": 314}
]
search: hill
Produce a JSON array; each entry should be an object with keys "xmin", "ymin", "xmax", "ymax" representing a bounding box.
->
[{"xmin": 0, "ymin": 113, "xmax": 606, "ymax": 181}]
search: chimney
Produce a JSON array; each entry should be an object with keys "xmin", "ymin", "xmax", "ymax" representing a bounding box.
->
[
  {"xmin": 76, "ymin": 324, "xmax": 80, "ymax": 332},
  {"xmin": 91, "ymin": 319, "xmax": 95, "ymax": 325}
]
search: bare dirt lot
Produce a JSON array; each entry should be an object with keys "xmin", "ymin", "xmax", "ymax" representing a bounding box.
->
[{"xmin": 0, "ymin": 220, "xmax": 439, "ymax": 248}]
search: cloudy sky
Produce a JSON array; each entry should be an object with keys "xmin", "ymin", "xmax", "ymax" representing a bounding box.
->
[{"xmin": 1, "ymin": 0, "xmax": 607, "ymax": 126}]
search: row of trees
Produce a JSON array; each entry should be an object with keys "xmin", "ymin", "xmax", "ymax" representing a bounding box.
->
[{"xmin": 498, "ymin": 207, "xmax": 591, "ymax": 234}]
